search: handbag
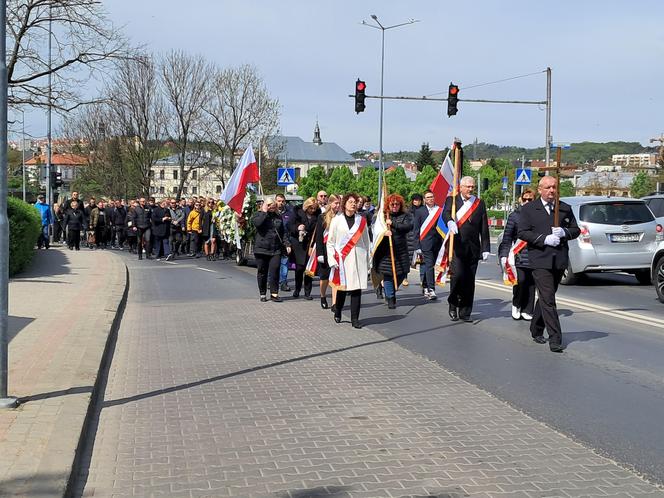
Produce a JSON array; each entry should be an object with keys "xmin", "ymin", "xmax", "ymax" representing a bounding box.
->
[{"xmin": 87, "ymin": 231, "xmax": 96, "ymax": 245}]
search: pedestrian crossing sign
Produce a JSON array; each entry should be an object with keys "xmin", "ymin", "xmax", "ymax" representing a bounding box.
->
[
  {"xmin": 515, "ymin": 168, "xmax": 532, "ymax": 185},
  {"xmin": 277, "ymin": 167, "xmax": 295, "ymax": 186}
]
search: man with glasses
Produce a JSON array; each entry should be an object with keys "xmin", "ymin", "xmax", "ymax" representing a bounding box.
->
[
  {"xmin": 316, "ymin": 191, "xmax": 328, "ymax": 213},
  {"xmin": 127, "ymin": 197, "xmax": 153, "ymax": 260},
  {"xmin": 443, "ymin": 176, "xmax": 490, "ymax": 321},
  {"xmin": 167, "ymin": 199, "xmax": 186, "ymax": 260},
  {"xmin": 412, "ymin": 190, "xmax": 444, "ymax": 300},
  {"xmin": 186, "ymin": 201, "xmax": 204, "ymax": 257},
  {"xmin": 275, "ymin": 194, "xmax": 294, "ymax": 291},
  {"xmin": 499, "ymin": 189, "xmax": 536, "ymax": 321}
]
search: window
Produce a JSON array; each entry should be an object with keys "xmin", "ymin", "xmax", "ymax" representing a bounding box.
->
[
  {"xmin": 192, "ymin": 186, "xmax": 197, "ymax": 194},
  {"xmin": 173, "ymin": 169, "xmax": 178, "ymax": 180},
  {"xmin": 150, "ymin": 186, "xmax": 156, "ymax": 194},
  {"xmin": 159, "ymin": 186, "xmax": 165, "ymax": 194},
  {"xmin": 159, "ymin": 169, "xmax": 165, "ymax": 180},
  {"xmin": 182, "ymin": 187, "xmax": 188, "ymax": 195},
  {"xmin": 216, "ymin": 185, "xmax": 222, "ymax": 194},
  {"xmin": 191, "ymin": 170, "xmax": 197, "ymax": 180},
  {"xmin": 580, "ymin": 201, "xmax": 654, "ymax": 225},
  {"xmin": 172, "ymin": 186, "xmax": 178, "ymax": 194}
]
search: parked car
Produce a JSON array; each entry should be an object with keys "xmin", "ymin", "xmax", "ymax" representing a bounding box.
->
[
  {"xmin": 651, "ymin": 241, "xmax": 664, "ymax": 303},
  {"xmin": 641, "ymin": 193, "xmax": 664, "ymax": 223},
  {"xmin": 559, "ymin": 196, "xmax": 662, "ymax": 284}
]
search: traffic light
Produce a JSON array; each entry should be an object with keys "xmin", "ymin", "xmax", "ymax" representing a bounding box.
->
[
  {"xmin": 50, "ymin": 170, "xmax": 63, "ymax": 189},
  {"xmin": 355, "ymin": 79, "xmax": 366, "ymax": 114},
  {"xmin": 447, "ymin": 82, "xmax": 459, "ymax": 117}
]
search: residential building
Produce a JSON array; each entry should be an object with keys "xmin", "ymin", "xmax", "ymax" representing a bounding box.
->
[
  {"xmin": 612, "ymin": 153, "xmax": 657, "ymax": 168},
  {"xmin": 25, "ymin": 152, "xmax": 88, "ymax": 193},
  {"xmin": 575, "ymin": 171, "xmax": 634, "ymax": 197},
  {"xmin": 149, "ymin": 152, "xmax": 228, "ymax": 198}
]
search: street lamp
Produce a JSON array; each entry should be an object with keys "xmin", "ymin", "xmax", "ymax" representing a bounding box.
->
[
  {"xmin": 19, "ymin": 110, "xmax": 26, "ymax": 202},
  {"xmin": 361, "ymin": 14, "xmax": 419, "ymax": 201}
]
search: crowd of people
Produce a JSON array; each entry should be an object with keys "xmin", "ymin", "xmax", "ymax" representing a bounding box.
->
[{"xmin": 34, "ymin": 175, "xmax": 579, "ymax": 352}]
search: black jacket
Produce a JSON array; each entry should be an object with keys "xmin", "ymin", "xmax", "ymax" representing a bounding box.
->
[
  {"xmin": 407, "ymin": 205, "xmax": 427, "ymax": 258},
  {"xmin": 151, "ymin": 206, "xmax": 171, "ymax": 238},
  {"xmin": 442, "ymin": 195, "xmax": 490, "ymax": 262},
  {"xmin": 252, "ymin": 211, "xmax": 289, "ymax": 256},
  {"xmin": 517, "ymin": 199, "xmax": 580, "ymax": 270},
  {"xmin": 128, "ymin": 204, "xmax": 151, "ymax": 230},
  {"xmin": 412, "ymin": 204, "xmax": 443, "ymax": 252},
  {"xmin": 64, "ymin": 208, "xmax": 84, "ymax": 230},
  {"xmin": 498, "ymin": 207, "xmax": 529, "ymax": 268},
  {"xmin": 373, "ymin": 211, "xmax": 413, "ymax": 278},
  {"xmin": 289, "ymin": 208, "xmax": 318, "ymax": 266},
  {"xmin": 200, "ymin": 209, "xmax": 213, "ymax": 237},
  {"xmin": 111, "ymin": 206, "xmax": 127, "ymax": 227}
]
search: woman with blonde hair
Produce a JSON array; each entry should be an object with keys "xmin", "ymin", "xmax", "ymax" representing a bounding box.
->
[
  {"xmin": 314, "ymin": 194, "xmax": 340, "ymax": 309},
  {"xmin": 289, "ymin": 196, "xmax": 320, "ymax": 299}
]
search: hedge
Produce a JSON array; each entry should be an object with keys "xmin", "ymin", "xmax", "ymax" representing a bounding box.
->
[{"xmin": 7, "ymin": 197, "xmax": 41, "ymax": 276}]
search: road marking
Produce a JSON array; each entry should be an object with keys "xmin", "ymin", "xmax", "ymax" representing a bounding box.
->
[
  {"xmin": 162, "ymin": 261, "xmax": 178, "ymax": 265},
  {"xmin": 476, "ymin": 279, "xmax": 664, "ymax": 330},
  {"xmin": 196, "ymin": 267, "xmax": 217, "ymax": 273}
]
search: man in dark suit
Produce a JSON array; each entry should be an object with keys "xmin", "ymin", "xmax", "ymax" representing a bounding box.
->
[
  {"xmin": 517, "ymin": 176, "xmax": 580, "ymax": 353},
  {"xmin": 412, "ymin": 190, "xmax": 443, "ymax": 300},
  {"xmin": 443, "ymin": 176, "xmax": 490, "ymax": 321}
]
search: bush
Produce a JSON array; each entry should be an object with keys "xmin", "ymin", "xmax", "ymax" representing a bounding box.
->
[{"xmin": 7, "ymin": 197, "xmax": 41, "ymax": 276}]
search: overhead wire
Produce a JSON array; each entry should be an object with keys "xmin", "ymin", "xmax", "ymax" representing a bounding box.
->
[{"xmin": 425, "ymin": 69, "xmax": 547, "ymax": 97}]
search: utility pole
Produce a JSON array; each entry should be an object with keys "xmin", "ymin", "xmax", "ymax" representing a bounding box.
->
[
  {"xmin": 545, "ymin": 67, "xmax": 552, "ymax": 173},
  {"xmin": 650, "ymin": 133, "xmax": 664, "ymax": 167},
  {"xmin": 46, "ymin": 5, "xmax": 53, "ymax": 213}
]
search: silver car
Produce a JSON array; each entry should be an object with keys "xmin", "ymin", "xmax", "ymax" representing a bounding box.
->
[{"xmin": 560, "ymin": 196, "xmax": 663, "ymax": 285}]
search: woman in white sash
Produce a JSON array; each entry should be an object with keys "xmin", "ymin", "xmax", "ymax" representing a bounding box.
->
[{"xmin": 326, "ymin": 193, "xmax": 371, "ymax": 329}]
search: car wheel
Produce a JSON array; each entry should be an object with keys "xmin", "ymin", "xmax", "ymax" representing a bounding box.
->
[
  {"xmin": 655, "ymin": 258, "xmax": 664, "ymax": 303},
  {"xmin": 634, "ymin": 269, "xmax": 652, "ymax": 285},
  {"xmin": 560, "ymin": 262, "xmax": 580, "ymax": 285}
]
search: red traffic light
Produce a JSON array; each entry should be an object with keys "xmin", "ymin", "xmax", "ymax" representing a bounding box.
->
[
  {"xmin": 356, "ymin": 81, "xmax": 366, "ymax": 92},
  {"xmin": 449, "ymin": 85, "xmax": 458, "ymax": 95}
]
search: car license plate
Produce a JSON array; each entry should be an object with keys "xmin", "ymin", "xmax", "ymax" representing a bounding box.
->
[{"xmin": 610, "ymin": 233, "xmax": 640, "ymax": 243}]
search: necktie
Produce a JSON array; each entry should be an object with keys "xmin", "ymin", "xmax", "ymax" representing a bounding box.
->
[{"xmin": 546, "ymin": 202, "xmax": 553, "ymax": 215}]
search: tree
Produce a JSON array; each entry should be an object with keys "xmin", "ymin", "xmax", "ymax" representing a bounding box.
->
[
  {"xmin": 559, "ymin": 180, "xmax": 575, "ymax": 197},
  {"xmin": 416, "ymin": 142, "xmax": 434, "ymax": 172},
  {"xmin": 630, "ymin": 171, "xmax": 654, "ymax": 198},
  {"xmin": 298, "ymin": 166, "xmax": 328, "ymax": 199},
  {"xmin": 327, "ymin": 166, "xmax": 356, "ymax": 195},
  {"xmin": 160, "ymin": 50, "xmax": 213, "ymax": 199},
  {"xmin": 385, "ymin": 167, "xmax": 412, "ymax": 200},
  {"xmin": 411, "ymin": 165, "xmax": 438, "ymax": 197},
  {"xmin": 6, "ymin": 0, "xmax": 134, "ymax": 110},
  {"xmin": 204, "ymin": 64, "xmax": 280, "ymax": 189},
  {"xmin": 354, "ymin": 166, "xmax": 378, "ymax": 200}
]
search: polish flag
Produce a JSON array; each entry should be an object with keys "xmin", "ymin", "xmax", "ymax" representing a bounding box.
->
[
  {"xmin": 429, "ymin": 148, "xmax": 455, "ymax": 206},
  {"xmin": 220, "ymin": 145, "xmax": 260, "ymax": 213}
]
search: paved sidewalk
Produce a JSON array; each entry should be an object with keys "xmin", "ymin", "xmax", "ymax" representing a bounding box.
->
[
  {"xmin": 78, "ymin": 260, "xmax": 664, "ymax": 498},
  {"xmin": 0, "ymin": 247, "xmax": 127, "ymax": 497}
]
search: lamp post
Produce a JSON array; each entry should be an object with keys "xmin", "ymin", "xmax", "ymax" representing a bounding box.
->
[
  {"xmin": 361, "ymin": 15, "xmax": 419, "ymax": 201},
  {"xmin": 20, "ymin": 110, "xmax": 26, "ymax": 202}
]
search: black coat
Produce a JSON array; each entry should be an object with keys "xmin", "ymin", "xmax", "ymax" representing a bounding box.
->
[
  {"xmin": 128, "ymin": 205, "xmax": 151, "ymax": 229},
  {"xmin": 373, "ymin": 211, "xmax": 413, "ymax": 278},
  {"xmin": 412, "ymin": 205, "xmax": 443, "ymax": 252},
  {"xmin": 252, "ymin": 211, "xmax": 288, "ymax": 256},
  {"xmin": 498, "ymin": 207, "xmax": 530, "ymax": 268},
  {"xmin": 315, "ymin": 215, "xmax": 330, "ymax": 264},
  {"xmin": 64, "ymin": 208, "xmax": 84, "ymax": 230},
  {"xmin": 151, "ymin": 206, "xmax": 171, "ymax": 238},
  {"xmin": 517, "ymin": 199, "xmax": 580, "ymax": 270},
  {"xmin": 200, "ymin": 209, "xmax": 213, "ymax": 237},
  {"xmin": 111, "ymin": 206, "xmax": 127, "ymax": 227},
  {"xmin": 407, "ymin": 205, "xmax": 426, "ymax": 258},
  {"xmin": 289, "ymin": 208, "xmax": 318, "ymax": 266},
  {"xmin": 442, "ymin": 195, "xmax": 490, "ymax": 262}
]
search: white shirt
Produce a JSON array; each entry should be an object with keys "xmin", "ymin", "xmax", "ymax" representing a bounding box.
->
[{"xmin": 541, "ymin": 198, "xmax": 553, "ymax": 215}]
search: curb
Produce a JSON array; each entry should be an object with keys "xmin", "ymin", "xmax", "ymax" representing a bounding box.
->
[{"xmin": 64, "ymin": 263, "xmax": 130, "ymax": 497}]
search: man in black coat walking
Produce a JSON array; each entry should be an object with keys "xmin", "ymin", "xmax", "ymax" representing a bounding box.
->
[
  {"xmin": 412, "ymin": 190, "xmax": 443, "ymax": 300},
  {"xmin": 127, "ymin": 197, "xmax": 152, "ymax": 260},
  {"xmin": 442, "ymin": 176, "xmax": 490, "ymax": 322},
  {"xmin": 517, "ymin": 176, "xmax": 580, "ymax": 352}
]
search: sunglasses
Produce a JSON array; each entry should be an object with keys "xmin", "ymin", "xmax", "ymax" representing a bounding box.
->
[{"xmin": 523, "ymin": 198, "xmax": 534, "ymax": 202}]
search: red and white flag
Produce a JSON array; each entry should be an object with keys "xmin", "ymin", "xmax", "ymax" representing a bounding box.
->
[
  {"xmin": 429, "ymin": 148, "xmax": 455, "ymax": 206},
  {"xmin": 220, "ymin": 145, "xmax": 260, "ymax": 213}
]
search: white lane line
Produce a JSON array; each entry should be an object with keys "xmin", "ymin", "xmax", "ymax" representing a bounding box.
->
[
  {"xmin": 162, "ymin": 261, "xmax": 178, "ymax": 265},
  {"xmin": 476, "ymin": 279, "xmax": 664, "ymax": 330},
  {"xmin": 196, "ymin": 267, "xmax": 217, "ymax": 273}
]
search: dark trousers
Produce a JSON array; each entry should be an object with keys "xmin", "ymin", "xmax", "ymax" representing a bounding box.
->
[
  {"xmin": 421, "ymin": 248, "xmax": 438, "ymax": 290},
  {"xmin": 530, "ymin": 268, "xmax": 564, "ymax": 347},
  {"xmin": 188, "ymin": 232, "xmax": 201, "ymax": 255},
  {"xmin": 513, "ymin": 267, "xmax": 536, "ymax": 314},
  {"xmin": 169, "ymin": 231, "xmax": 183, "ymax": 256},
  {"xmin": 37, "ymin": 225, "xmax": 50, "ymax": 249},
  {"xmin": 335, "ymin": 289, "xmax": 362, "ymax": 321},
  {"xmin": 113, "ymin": 226, "xmax": 126, "ymax": 248},
  {"xmin": 448, "ymin": 256, "xmax": 478, "ymax": 318},
  {"xmin": 53, "ymin": 221, "xmax": 64, "ymax": 243},
  {"xmin": 256, "ymin": 253, "xmax": 281, "ymax": 295},
  {"xmin": 153, "ymin": 236, "xmax": 167, "ymax": 258},
  {"xmin": 294, "ymin": 265, "xmax": 313, "ymax": 295},
  {"xmin": 382, "ymin": 273, "xmax": 407, "ymax": 298},
  {"xmin": 137, "ymin": 228, "xmax": 151, "ymax": 258},
  {"xmin": 67, "ymin": 228, "xmax": 80, "ymax": 250}
]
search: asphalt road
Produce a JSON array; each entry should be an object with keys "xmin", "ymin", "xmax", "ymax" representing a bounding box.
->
[{"xmin": 121, "ymin": 252, "xmax": 664, "ymax": 485}]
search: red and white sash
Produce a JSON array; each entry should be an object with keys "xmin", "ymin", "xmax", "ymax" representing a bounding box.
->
[
  {"xmin": 330, "ymin": 215, "xmax": 367, "ymax": 290},
  {"xmin": 502, "ymin": 239, "xmax": 527, "ymax": 286},
  {"xmin": 435, "ymin": 196, "xmax": 481, "ymax": 286},
  {"xmin": 305, "ymin": 229, "xmax": 328, "ymax": 278},
  {"xmin": 419, "ymin": 206, "xmax": 443, "ymax": 241}
]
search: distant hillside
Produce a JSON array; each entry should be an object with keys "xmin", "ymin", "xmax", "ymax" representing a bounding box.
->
[{"xmin": 353, "ymin": 141, "xmax": 657, "ymax": 165}]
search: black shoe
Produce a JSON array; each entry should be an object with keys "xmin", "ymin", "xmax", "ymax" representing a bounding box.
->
[
  {"xmin": 280, "ymin": 282, "xmax": 291, "ymax": 292},
  {"xmin": 448, "ymin": 305, "xmax": 458, "ymax": 321},
  {"xmin": 532, "ymin": 336, "xmax": 547, "ymax": 344},
  {"xmin": 550, "ymin": 344, "xmax": 564, "ymax": 353},
  {"xmin": 351, "ymin": 320, "xmax": 362, "ymax": 329},
  {"xmin": 330, "ymin": 304, "xmax": 336, "ymax": 313},
  {"xmin": 387, "ymin": 297, "xmax": 396, "ymax": 309},
  {"xmin": 334, "ymin": 314, "xmax": 342, "ymax": 323},
  {"xmin": 138, "ymin": 255, "xmax": 143, "ymax": 260},
  {"xmin": 460, "ymin": 315, "xmax": 473, "ymax": 323},
  {"xmin": 165, "ymin": 254, "xmax": 174, "ymax": 261},
  {"xmin": 304, "ymin": 294, "xmax": 313, "ymax": 301},
  {"xmin": 260, "ymin": 295, "xmax": 267, "ymax": 302},
  {"xmin": 320, "ymin": 297, "xmax": 329, "ymax": 309},
  {"xmin": 270, "ymin": 295, "xmax": 282, "ymax": 303},
  {"xmin": 292, "ymin": 291, "xmax": 300, "ymax": 298},
  {"xmin": 376, "ymin": 287, "xmax": 383, "ymax": 300}
]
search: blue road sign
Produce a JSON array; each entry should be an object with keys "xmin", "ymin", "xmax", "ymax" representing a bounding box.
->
[
  {"xmin": 277, "ymin": 167, "xmax": 295, "ymax": 186},
  {"xmin": 502, "ymin": 176, "xmax": 509, "ymax": 191},
  {"xmin": 515, "ymin": 168, "xmax": 532, "ymax": 185}
]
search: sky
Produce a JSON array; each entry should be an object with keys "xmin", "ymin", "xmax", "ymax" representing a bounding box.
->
[{"xmin": 17, "ymin": 0, "xmax": 664, "ymax": 154}]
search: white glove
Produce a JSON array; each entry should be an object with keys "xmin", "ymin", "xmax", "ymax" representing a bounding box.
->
[
  {"xmin": 317, "ymin": 255, "xmax": 324, "ymax": 263},
  {"xmin": 415, "ymin": 249, "xmax": 422, "ymax": 255},
  {"xmin": 447, "ymin": 220, "xmax": 458, "ymax": 234},
  {"xmin": 551, "ymin": 227, "xmax": 565, "ymax": 238},
  {"xmin": 544, "ymin": 234, "xmax": 561, "ymax": 247},
  {"xmin": 500, "ymin": 256, "xmax": 507, "ymax": 266},
  {"xmin": 482, "ymin": 252, "xmax": 490, "ymax": 261},
  {"xmin": 329, "ymin": 263, "xmax": 339, "ymax": 270}
]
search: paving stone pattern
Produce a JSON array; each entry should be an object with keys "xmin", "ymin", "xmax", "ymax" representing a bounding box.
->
[{"xmin": 78, "ymin": 262, "xmax": 664, "ymax": 498}]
